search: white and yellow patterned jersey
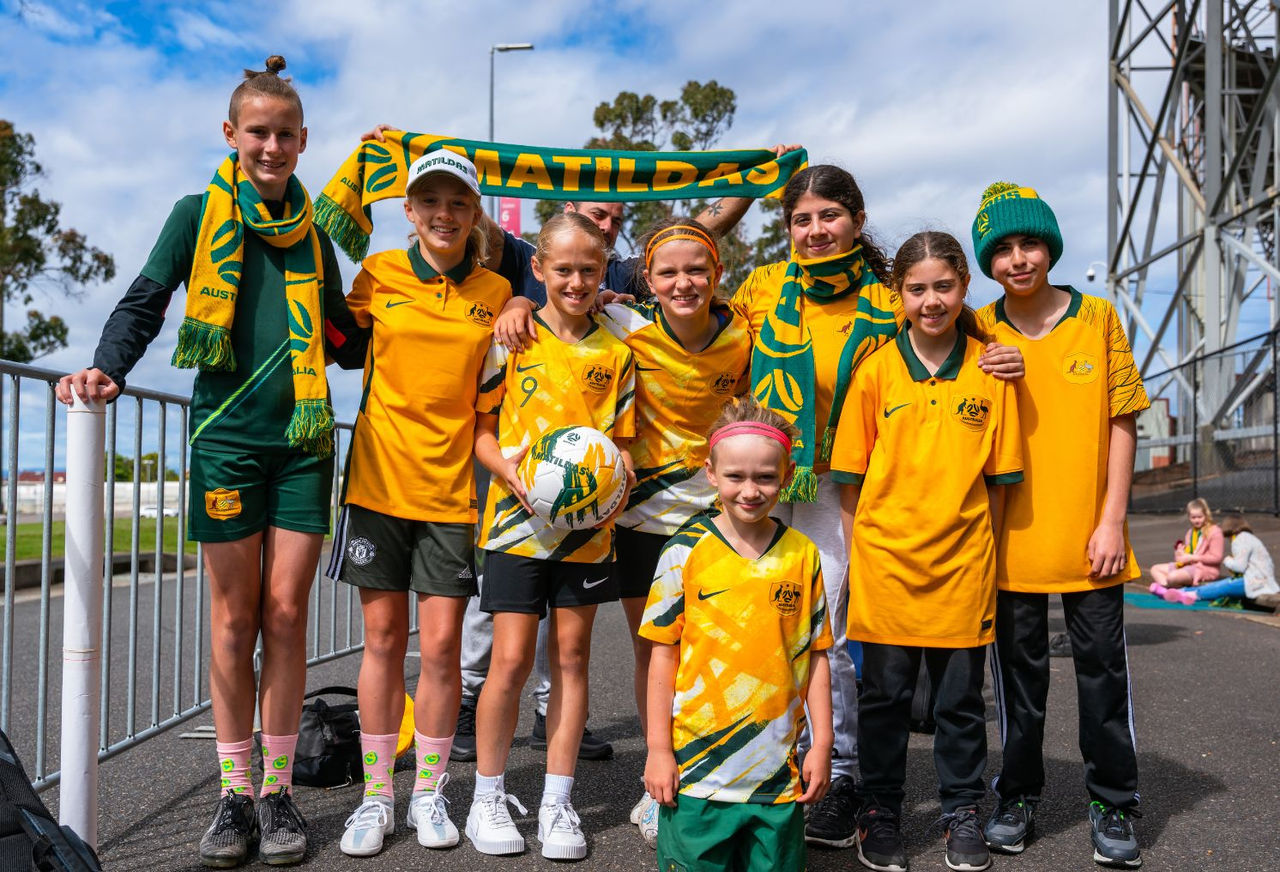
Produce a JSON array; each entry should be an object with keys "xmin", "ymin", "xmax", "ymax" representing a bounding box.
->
[
  {"xmin": 476, "ymin": 314, "xmax": 636, "ymax": 563},
  {"xmin": 639, "ymin": 515, "xmax": 832, "ymax": 803},
  {"xmin": 600, "ymin": 301, "xmax": 750, "ymax": 535}
]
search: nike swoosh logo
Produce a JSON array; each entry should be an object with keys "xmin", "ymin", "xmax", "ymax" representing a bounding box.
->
[
  {"xmin": 385, "ymin": 299, "xmax": 413, "ymax": 308},
  {"xmin": 883, "ymin": 403, "xmax": 910, "ymax": 419},
  {"xmin": 515, "ymin": 362, "xmax": 543, "ymax": 373},
  {"xmin": 582, "ymin": 577, "xmax": 609, "ymax": 589},
  {"xmin": 697, "ymin": 588, "xmax": 728, "ymax": 600}
]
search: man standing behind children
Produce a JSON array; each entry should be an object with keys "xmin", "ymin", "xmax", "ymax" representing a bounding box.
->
[{"xmin": 971, "ymin": 183, "xmax": 1150, "ymax": 868}]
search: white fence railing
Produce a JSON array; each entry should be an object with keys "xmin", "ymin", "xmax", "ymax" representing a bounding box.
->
[{"xmin": 0, "ymin": 359, "xmax": 386, "ymax": 845}]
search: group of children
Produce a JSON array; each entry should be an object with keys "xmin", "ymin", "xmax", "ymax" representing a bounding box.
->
[
  {"xmin": 55, "ymin": 58, "xmax": 1155, "ymax": 872},
  {"xmin": 1148, "ymin": 499, "xmax": 1278, "ymax": 606}
]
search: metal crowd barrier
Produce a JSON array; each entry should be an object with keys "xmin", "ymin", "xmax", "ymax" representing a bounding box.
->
[{"xmin": 0, "ymin": 360, "xmax": 384, "ymax": 831}]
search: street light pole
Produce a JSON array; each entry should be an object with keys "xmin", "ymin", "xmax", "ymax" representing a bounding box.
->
[{"xmin": 488, "ymin": 42, "xmax": 534, "ymax": 218}]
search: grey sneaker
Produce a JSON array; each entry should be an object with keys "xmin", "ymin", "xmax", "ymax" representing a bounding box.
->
[
  {"xmin": 940, "ymin": 807, "xmax": 991, "ymax": 871},
  {"xmin": 984, "ymin": 793, "xmax": 1036, "ymax": 853},
  {"xmin": 198, "ymin": 790, "xmax": 257, "ymax": 868},
  {"xmin": 1089, "ymin": 801, "xmax": 1142, "ymax": 868},
  {"xmin": 257, "ymin": 788, "xmax": 307, "ymax": 865}
]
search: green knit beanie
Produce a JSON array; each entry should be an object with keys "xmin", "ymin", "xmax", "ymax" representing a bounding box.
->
[{"xmin": 971, "ymin": 182, "xmax": 1063, "ymax": 278}]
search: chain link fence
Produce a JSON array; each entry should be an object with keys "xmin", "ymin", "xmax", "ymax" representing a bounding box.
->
[{"xmin": 1133, "ymin": 329, "xmax": 1279, "ymax": 514}]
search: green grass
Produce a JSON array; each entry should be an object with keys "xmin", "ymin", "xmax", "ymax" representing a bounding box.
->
[{"xmin": 0, "ymin": 518, "xmax": 200, "ymax": 562}]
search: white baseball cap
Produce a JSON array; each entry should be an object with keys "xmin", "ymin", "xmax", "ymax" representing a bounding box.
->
[{"xmin": 405, "ymin": 149, "xmax": 481, "ymax": 197}]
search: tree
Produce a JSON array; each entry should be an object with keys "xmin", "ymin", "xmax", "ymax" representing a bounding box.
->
[
  {"xmin": 0, "ymin": 120, "xmax": 116, "ymax": 362},
  {"xmin": 534, "ymin": 81, "xmax": 786, "ymax": 294}
]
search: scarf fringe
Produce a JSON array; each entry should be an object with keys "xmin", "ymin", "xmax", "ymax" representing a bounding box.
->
[
  {"xmin": 171, "ymin": 318, "xmax": 235, "ymax": 371},
  {"xmin": 285, "ymin": 399, "xmax": 335, "ymax": 458},
  {"xmin": 781, "ymin": 467, "xmax": 818, "ymax": 503},
  {"xmin": 314, "ymin": 194, "xmax": 370, "ymax": 263},
  {"xmin": 819, "ymin": 426, "xmax": 836, "ymax": 463}
]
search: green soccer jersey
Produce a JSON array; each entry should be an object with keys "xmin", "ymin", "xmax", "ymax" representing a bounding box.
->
[{"xmin": 139, "ymin": 195, "xmax": 347, "ymax": 453}]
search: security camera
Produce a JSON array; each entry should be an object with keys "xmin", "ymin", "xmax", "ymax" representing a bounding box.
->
[{"xmin": 1086, "ymin": 267, "xmax": 1097, "ymax": 282}]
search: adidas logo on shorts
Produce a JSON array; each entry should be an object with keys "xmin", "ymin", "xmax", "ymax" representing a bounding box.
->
[{"xmin": 457, "ymin": 567, "xmax": 474, "ymax": 580}]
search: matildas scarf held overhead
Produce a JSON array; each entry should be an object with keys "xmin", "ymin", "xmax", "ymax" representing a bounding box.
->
[
  {"xmin": 315, "ymin": 130, "xmax": 808, "ymax": 261},
  {"xmin": 175, "ymin": 154, "xmax": 334, "ymax": 458}
]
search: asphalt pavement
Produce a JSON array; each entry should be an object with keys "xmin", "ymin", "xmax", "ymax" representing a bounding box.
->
[{"xmin": 12, "ymin": 513, "xmax": 1280, "ymax": 871}]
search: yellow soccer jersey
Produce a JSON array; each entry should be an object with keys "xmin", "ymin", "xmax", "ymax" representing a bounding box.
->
[
  {"xmin": 732, "ymin": 261, "xmax": 903, "ymax": 456},
  {"xmin": 477, "ymin": 314, "xmax": 636, "ymax": 563},
  {"xmin": 639, "ymin": 515, "xmax": 832, "ymax": 804},
  {"xmin": 830, "ymin": 327, "xmax": 1023, "ymax": 648},
  {"xmin": 342, "ymin": 246, "xmax": 510, "ymax": 523},
  {"xmin": 599, "ymin": 301, "xmax": 750, "ymax": 535},
  {"xmin": 977, "ymin": 287, "xmax": 1150, "ymax": 593}
]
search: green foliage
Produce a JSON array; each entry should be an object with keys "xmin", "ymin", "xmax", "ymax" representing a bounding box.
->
[
  {"xmin": 104, "ymin": 452, "xmax": 177, "ymax": 482},
  {"xmin": 531, "ymin": 82, "xmax": 785, "ymax": 296},
  {"xmin": 0, "ymin": 120, "xmax": 116, "ymax": 362}
]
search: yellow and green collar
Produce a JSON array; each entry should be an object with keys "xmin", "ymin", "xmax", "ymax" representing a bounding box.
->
[
  {"xmin": 895, "ymin": 323, "xmax": 966, "ymax": 381},
  {"xmin": 993, "ymin": 285, "xmax": 1082, "ymax": 335},
  {"xmin": 407, "ymin": 243, "xmax": 473, "ymax": 285}
]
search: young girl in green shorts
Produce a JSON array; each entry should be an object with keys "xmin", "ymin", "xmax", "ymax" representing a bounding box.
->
[
  {"xmin": 57, "ymin": 56, "xmax": 363, "ymax": 868},
  {"xmin": 598, "ymin": 217, "xmax": 751, "ymax": 846}
]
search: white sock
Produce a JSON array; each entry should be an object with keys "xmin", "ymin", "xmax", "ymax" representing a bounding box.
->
[
  {"xmin": 475, "ymin": 772, "xmax": 505, "ymax": 799},
  {"xmin": 542, "ymin": 773, "xmax": 574, "ymax": 806}
]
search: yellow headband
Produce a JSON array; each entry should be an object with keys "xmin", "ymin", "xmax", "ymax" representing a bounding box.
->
[{"xmin": 644, "ymin": 224, "xmax": 720, "ymax": 271}]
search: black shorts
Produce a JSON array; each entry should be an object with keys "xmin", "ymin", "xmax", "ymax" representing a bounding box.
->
[
  {"xmin": 328, "ymin": 505, "xmax": 477, "ymax": 597},
  {"xmin": 614, "ymin": 526, "xmax": 670, "ymax": 599},
  {"xmin": 480, "ymin": 551, "xmax": 618, "ymax": 616}
]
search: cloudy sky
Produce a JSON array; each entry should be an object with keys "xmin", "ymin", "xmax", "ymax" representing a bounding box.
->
[{"xmin": 0, "ymin": 0, "xmax": 1240, "ymax": 466}]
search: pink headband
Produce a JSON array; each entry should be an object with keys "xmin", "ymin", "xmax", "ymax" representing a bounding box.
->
[{"xmin": 708, "ymin": 421, "xmax": 793, "ymax": 455}]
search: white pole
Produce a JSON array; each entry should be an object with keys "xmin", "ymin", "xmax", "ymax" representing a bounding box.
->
[{"xmin": 59, "ymin": 393, "xmax": 104, "ymax": 848}]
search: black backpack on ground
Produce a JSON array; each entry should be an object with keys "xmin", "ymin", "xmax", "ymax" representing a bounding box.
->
[
  {"xmin": 291, "ymin": 686, "xmax": 361, "ymax": 789},
  {"xmin": 0, "ymin": 729, "xmax": 101, "ymax": 871}
]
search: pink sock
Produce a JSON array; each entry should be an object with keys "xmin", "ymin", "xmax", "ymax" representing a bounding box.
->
[
  {"xmin": 414, "ymin": 732, "xmax": 453, "ymax": 794},
  {"xmin": 260, "ymin": 733, "xmax": 298, "ymax": 797},
  {"xmin": 1177, "ymin": 589, "xmax": 1198, "ymax": 605},
  {"xmin": 360, "ymin": 732, "xmax": 398, "ymax": 800},
  {"xmin": 216, "ymin": 738, "xmax": 254, "ymax": 796},
  {"xmin": 1149, "ymin": 582, "xmax": 1167, "ymax": 596}
]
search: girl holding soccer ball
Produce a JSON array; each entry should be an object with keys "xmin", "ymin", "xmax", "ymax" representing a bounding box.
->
[{"xmin": 470, "ymin": 212, "xmax": 636, "ymax": 861}]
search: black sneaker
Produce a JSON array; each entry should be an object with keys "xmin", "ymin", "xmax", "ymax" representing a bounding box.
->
[
  {"xmin": 453, "ymin": 699, "xmax": 478, "ymax": 762},
  {"xmin": 856, "ymin": 804, "xmax": 906, "ymax": 872},
  {"xmin": 199, "ymin": 790, "xmax": 257, "ymax": 868},
  {"xmin": 529, "ymin": 710, "xmax": 614, "ymax": 760},
  {"xmin": 1089, "ymin": 801, "xmax": 1142, "ymax": 868},
  {"xmin": 984, "ymin": 793, "xmax": 1036, "ymax": 853},
  {"xmin": 940, "ymin": 807, "xmax": 991, "ymax": 871},
  {"xmin": 804, "ymin": 774, "xmax": 860, "ymax": 847},
  {"xmin": 256, "ymin": 787, "xmax": 307, "ymax": 866}
]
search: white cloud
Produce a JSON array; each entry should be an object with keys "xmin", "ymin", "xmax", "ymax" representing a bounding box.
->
[{"xmin": 0, "ymin": 0, "xmax": 1220, "ymax": 465}]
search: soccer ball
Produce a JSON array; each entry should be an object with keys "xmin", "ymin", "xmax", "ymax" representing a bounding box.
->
[{"xmin": 519, "ymin": 426, "xmax": 627, "ymax": 530}]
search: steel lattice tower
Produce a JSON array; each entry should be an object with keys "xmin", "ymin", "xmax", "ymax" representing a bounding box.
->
[{"xmin": 1108, "ymin": 0, "xmax": 1280, "ymax": 432}]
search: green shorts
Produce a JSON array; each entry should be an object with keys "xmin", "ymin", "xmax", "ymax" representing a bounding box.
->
[
  {"xmin": 187, "ymin": 447, "xmax": 333, "ymax": 543},
  {"xmin": 657, "ymin": 796, "xmax": 805, "ymax": 872},
  {"xmin": 328, "ymin": 504, "xmax": 477, "ymax": 597}
]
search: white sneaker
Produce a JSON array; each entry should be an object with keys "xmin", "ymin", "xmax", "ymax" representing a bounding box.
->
[
  {"xmin": 339, "ymin": 796, "xmax": 394, "ymax": 857},
  {"xmin": 538, "ymin": 799, "xmax": 587, "ymax": 861},
  {"xmin": 629, "ymin": 791, "xmax": 651, "ymax": 825},
  {"xmin": 638, "ymin": 793, "xmax": 659, "ymax": 849},
  {"xmin": 465, "ymin": 790, "xmax": 527, "ymax": 855},
  {"xmin": 407, "ymin": 772, "xmax": 459, "ymax": 849}
]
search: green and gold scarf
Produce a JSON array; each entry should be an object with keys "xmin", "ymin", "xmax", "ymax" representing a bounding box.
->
[
  {"xmin": 314, "ymin": 130, "xmax": 808, "ymax": 261},
  {"xmin": 750, "ymin": 246, "xmax": 899, "ymax": 501},
  {"xmin": 176, "ymin": 154, "xmax": 334, "ymax": 457}
]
